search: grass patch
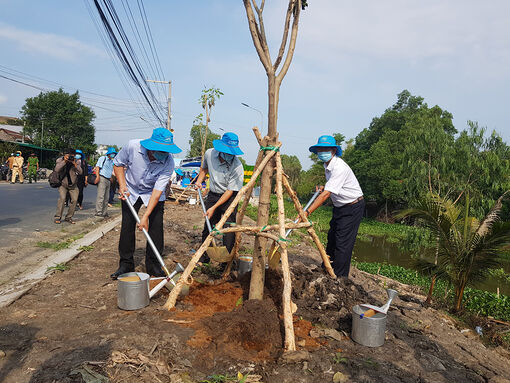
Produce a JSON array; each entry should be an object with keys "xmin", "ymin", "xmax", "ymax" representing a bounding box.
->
[
  {"xmin": 78, "ymin": 245, "xmax": 94, "ymax": 252},
  {"xmin": 46, "ymin": 263, "xmax": 69, "ymax": 273},
  {"xmin": 36, "ymin": 233, "xmax": 85, "ymax": 251}
]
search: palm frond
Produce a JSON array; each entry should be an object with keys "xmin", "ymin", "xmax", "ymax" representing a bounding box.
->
[{"xmin": 476, "ymin": 190, "xmax": 510, "ymax": 237}]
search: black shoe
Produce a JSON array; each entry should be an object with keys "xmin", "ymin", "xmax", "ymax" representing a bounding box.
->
[
  {"xmin": 110, "ymin": 267, "xmax": 134, "ymax": 280},
  {"xmin": 146, "ymin": 266, "xmax": 165, "ymax": 277}
]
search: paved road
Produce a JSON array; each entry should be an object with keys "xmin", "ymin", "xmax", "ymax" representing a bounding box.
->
[{"xmin": 0, "ymin": 181, "xmax": 105, "ymax": 247}]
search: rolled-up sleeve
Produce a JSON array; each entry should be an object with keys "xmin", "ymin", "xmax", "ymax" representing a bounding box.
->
[
  {"xmin": 153, "ymin": 156, "xmax": 175, "ymax": 192},
  {"xmin": 227, "ymin": 162, "xmax": 244, "ymax": 191}
]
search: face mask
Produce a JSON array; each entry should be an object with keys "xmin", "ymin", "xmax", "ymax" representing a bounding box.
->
[
  {"xmin": 75, "ymin": 154, "xmax": 82, "ymax": 159},
  {"xmin": 220, "ymin": 152, "xmax": 234, "ymax": 162},
  {"xmin": 152, "ymin": 151, "xmax": 168, "ymax": 162},
  {"xmin": 108, "ymin": 154, "xmax": 116, "ymax": 160},
  {"xmin": 16, "ymin": 153, "xmax": 20, "ymax": 157},
  {"xmin": 317, "ymin": 151, "xmax": 333, "ymax": 162}
]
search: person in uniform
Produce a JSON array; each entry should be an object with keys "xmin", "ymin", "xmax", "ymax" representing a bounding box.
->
[
  {"xmin": 6, "ymin": 153, "xmax": 15, "ymax": 181},
  {"xmin": 95, "ymin": 147, "xmax": 117, "ymax": 217},
  {"xmin": 11, "ymin": 151, "xmax": 24, "ymax": 184},
  {"xmin": 304, "ymin": 135, "xmax": 365, "ymax": 277},
  {"xmin": 27, "ymin": 153, "xmax": 39, "ymax": 183},
  {"xmin": 111, "ymin": 128, "xmax": 181, "ymax": 279},
  {"xmin": 195, "ymin": 132, "xmax": 244, "ymax": 264}
]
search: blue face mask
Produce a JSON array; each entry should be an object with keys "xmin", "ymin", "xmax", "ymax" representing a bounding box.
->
[
  {"xmin": 317, "ymin": 151, "xmax": 333, "ymax": 162},
  {"xmin": 75, "ymin": 154, "xmax": 82, "ymax": 159},
  {"xmin": 220, "ymin": 152, "xmax": 234, "ymax": 163},
  {"xmin": 152, "ymin": 151, "xmax": 168, "ymax": 162},
  {"xmin": 16, "ymin": 153, "xmax": 20, "ymax": 157}
]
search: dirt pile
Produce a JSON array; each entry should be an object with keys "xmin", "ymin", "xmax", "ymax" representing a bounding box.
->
[{"xmin": 291, "ymin": 262, "xmax": 374, "ymax": 329}]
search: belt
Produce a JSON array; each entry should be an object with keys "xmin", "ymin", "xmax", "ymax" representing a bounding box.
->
[{"xmin": 347, "ymin": 196, "xmax": 364, "ymax": 206}]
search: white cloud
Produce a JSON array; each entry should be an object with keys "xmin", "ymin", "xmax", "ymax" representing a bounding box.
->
[{"xmin": 0, "ymin": 23, "xmax": 106, "ymax": 61}]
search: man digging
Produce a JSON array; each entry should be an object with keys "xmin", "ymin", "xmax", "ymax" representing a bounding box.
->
[
  {"xmin": 110, "ymin": 128, "xmax": 182, "ymax": 279},
  {"xmin": 304, "ymin": 135, "xmax": 365, "ymax": 277},
  {"xmin": 195, "ymin": 132, "xmax": 245, "ymax": 266}
]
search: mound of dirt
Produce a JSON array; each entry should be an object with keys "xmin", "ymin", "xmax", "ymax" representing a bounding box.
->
[{"xmin": 291, "ymin": 262, "xmax": 375, "ymax": 329}]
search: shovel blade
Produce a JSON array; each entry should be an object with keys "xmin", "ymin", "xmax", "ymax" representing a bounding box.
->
[
  {"xmin": 206, "ymin": 246, "xmax": 232, "ymax": 263},
  {"xmin": 268, "ymin": 248, "xmax": 281, "ymax": 269}
]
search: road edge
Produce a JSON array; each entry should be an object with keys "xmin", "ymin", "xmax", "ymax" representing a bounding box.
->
[{"xmin": 0, "ymin": 216, "xmax": 122, "ymax": 308}]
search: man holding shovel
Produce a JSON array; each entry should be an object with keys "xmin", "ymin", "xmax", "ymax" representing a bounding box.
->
[
  {"xmin": 304, "ymin": 135, "xmax": 365, "ymax": 277},
  {"xmin": 110, "ymin": 128, "xmax": 182, "ymax": 279},
  {"xmin": 195, "ymin": 132, "xmax": 245, "ymax": 264}
]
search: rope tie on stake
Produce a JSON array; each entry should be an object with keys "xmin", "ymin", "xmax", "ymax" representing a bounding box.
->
[
  {"xmin": 259, "ymin": 145, "xmax": 280, "ymax": 152},
  {"xmin": 277, "ymin": 237, "xmax": 290, "ymax": 244},
  {"xmin": 211, "ymin": 225, "xmax": 224, "ymax": 237}
]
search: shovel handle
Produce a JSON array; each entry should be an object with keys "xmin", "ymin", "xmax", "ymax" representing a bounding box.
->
[
  {"xmin": 197, "ymin": 189, "xmax": 214, "ymax": 234},
  {"xmin": 122, "ymin": 192, "xmax": 170, "ymax": 277}
]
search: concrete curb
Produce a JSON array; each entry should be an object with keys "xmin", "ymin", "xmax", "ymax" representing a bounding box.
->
[{"xmin": 0, "ymin": 216, "xmax": 122, "ymax": 308}]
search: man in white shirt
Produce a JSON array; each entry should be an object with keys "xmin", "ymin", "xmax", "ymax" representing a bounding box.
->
[
  {"xmin": 111, "ymin": 128, "xmax": 181, "ymax": 279},
  {"xmin": 304, "ymin": 135, "xmax": 365, "ymax": 277},
  {"xmin": 195, "ymin": 132, "xmax": 244, "ymax": 264}
]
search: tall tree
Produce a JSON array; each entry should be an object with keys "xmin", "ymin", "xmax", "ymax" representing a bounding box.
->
[
  {"xmin": 281, "ymin": 154, "xmax": 302, "ymax": 190},
  {"xmin": 20, "ymin": 89, "xmax": 96, "ymax": 154},
  {"xmin": 243, "ymin": 0, "xmax": 305, "ymax": 299},
  {"xmin": 188, "ymin": 114, "xmax": 220, "ymax": 157},
  {"xmin": 199, "ymin": 87, "xmax": 223, "ymax": 157}
]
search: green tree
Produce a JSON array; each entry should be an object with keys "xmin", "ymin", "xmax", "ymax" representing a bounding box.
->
[
  {"xmin": 187, "ymin": 114, "xmax": 220, "ymax": 157},
  {"xmin": 280, "ymin": 154, "xmax": 302, "ymax": 190},
  {"xmin": 20, "ymin": 89, "xmax": 96, "ymax": 154},
  {"xmin": 398, "ymin": 192, "xmax": 510, "ymax": 311},
  {"xmin": 198, "ymin": 87, "xmax": 223, "ymax": 157}
]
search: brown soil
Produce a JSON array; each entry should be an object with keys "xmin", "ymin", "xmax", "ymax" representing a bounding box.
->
[{"xmin": 1, "ymin": 202, "xmax": 509, "ymax": 383}]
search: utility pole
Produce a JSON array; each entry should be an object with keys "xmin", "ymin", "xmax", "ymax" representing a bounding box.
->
[{"xmin": 146, "ymin": 79, "xmax": 172, "ymax": 132}]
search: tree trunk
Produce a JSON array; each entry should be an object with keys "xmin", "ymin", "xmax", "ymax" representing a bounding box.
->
[
  {"xmin": 249, "ymin": 74, "xmax": 278, "ymax": 300},
  {"xmin": 454, "ymin": 280, "xmax": 467, "ymax": 311},
  {"xmin": 425, "ymin": 275, "xmax": 436, "ymax": 305}
]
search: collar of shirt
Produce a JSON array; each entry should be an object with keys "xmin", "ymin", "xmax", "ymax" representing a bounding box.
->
[{"xmin": 324, "ymin": 155, "xmax": 338, "ymax": 171}]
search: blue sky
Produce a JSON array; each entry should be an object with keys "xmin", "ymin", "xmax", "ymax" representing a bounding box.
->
[{"xmin": 1, "ymin": 0, "xmax": 509, "ymax": 168}]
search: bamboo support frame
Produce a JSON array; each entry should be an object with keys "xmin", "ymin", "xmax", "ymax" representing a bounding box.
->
[
  {"xmin": 275, "ymin": 152, "xmax": 296, "ymax": 351},
  {"xmin": 164, "ymin": 142, "xmax": 281, "ymax": 309},
  {"xmin": 281, "ymin": 175, "xmax": 336, "ymax": 278},
  {"xmin": 215, "ymin": 221, "xmax": 312, "ymax": 235}
]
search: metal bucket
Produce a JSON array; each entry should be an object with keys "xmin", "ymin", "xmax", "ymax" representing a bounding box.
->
[
  {"xmin": 238, "ymin": 256, "xmax": 253, "ymax": 275},
  {"xmin": 117, "ymin": 272, "xmax": 150, "ymax": 310},
  {"xmin": 351, "ymin": 304, "xmax": 387, "ymax": 347}
]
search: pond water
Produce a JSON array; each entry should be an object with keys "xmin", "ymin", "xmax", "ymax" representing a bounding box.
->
[{"xmin": 353, "ymin": 236, "xmax": 510, "ymax": 296}]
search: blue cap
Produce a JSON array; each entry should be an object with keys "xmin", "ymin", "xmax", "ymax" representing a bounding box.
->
[
  {"xmin": 76, "ymin": 149, "xmax": 83, "ymax": 155},
  {"xmin": 140, "ymin": 127, "xmax": 182, "ymax": 154},
  {"xmin": 309, "ymin": 135, "xmax": 342, "ymax": 156},
  {"xmin": 106, "ymin": 147, "xmax": 118, "ymax": 156},
  {"xmin": 213, "ymin": 132, "xmax": 244, "ymax": 155},
  {"xmin": 175, "ymin": 169, "xmax": 184, "ymax": 176}
]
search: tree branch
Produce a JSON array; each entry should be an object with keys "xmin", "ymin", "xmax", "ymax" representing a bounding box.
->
[
  {"xmin": 276, "ymin": 0, "xmax": 301, "ymax": 84},
  {"xmin": 273, "ymin": 1, "xmax": 293, "ymax": 71},
  {"xmin": 243, "ymin": 0, "xmax": 272, "ymax": 72}
]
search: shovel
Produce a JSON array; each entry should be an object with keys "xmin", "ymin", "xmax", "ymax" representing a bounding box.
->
[
  {"xmin": 268, "ymin": 189, "xmax": 321, "ymax": 269},
  {"xmin": 359, "ymin": 289, "xmax": 398, "ymax": 318},
  {"xmin": 197, "ymin": 190, "xmax": 232, "ymax": 263},
  {"xmin": 122, "ymin": 192, "xmax": 183, "ymax": 297}
]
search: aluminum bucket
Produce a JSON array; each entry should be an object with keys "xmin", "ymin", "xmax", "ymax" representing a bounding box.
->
[
  {"xmin": 238, "ymin": 256, "xmax": 253, "ymax": 275},
  {"xmin": 117, "ymin": 272, "xmax": 150, "ymax": 310},
  {"xmin": 351, "ymin": 304, "xmax": 387, "ymax": 347}
]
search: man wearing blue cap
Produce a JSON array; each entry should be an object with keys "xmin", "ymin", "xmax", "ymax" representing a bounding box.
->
[
  {"xmin": 195, "ymin": 132, "xmax": 245, "ymax": 263},
  {"xmin": 304, "ymin": 135, "xmax": 364, "ymax": 277},
  {"xmin": 95, "ymin": 147, "xmax": 117, "ymax": 217},
  {"xmin": 111, "ymin": 128, "xmax": 181, "ymax": 279}
]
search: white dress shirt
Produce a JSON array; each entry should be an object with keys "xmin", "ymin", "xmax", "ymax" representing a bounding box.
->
[
  {"xmin": 113, "ymin": 139, "xmax": 175, "ymax": 206},
  {"xmin": 324, "ymin": 156, "xmax": 363, "ymax": 207}
]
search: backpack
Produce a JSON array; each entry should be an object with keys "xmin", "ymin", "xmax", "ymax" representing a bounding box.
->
[
  {"xmin": 48, "ymin": 169, "xmax": 64, "ymax": 188},
  {"xmin": 88, "ymin": 156, "xmax": 106, "ymax": 186}
]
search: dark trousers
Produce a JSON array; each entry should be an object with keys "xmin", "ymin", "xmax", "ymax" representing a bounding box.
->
[
  {"xmin": 66, "ymin": 176, "xmax": 85, "ymax": 206},
  {"xmin": 326, "ymin": 199, "xmax": 365, "ymax": 277},
  {"xmin": 201, "ymin": 191, "xmax": 238, "ymax": 257},
  {"xmin": 109, "ymin": 178, "xmax": 118, "ymax": 203},
  {"xmin": 118, "ymin": 197, "xmax": 165, "ymax": 275}
]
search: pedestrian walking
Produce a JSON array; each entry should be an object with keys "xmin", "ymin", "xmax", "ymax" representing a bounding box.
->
[
  {"xmin": 27, "ymin": 153, "xmax": 39, "ymax": 183},
  {"xmin": 304, "ymin": 135, "xmax": 365, "ymax": 277},
  {"xmin": 94, "ymin": 147, "xmax": 117, "ymax": 217},
  {"xmin": 110, "ymin": 127, "xmax": 181, "ymax": 279},
  {"xmin": 54, "ymin": 149, "xmax": 83, "ymax": 224},
  {"xmin": 75, "ymin": 149, "xmax": 88, "ymax": 209},
  {"xmin": 195, "ymin": 132, "xmax": 245, "ymax": 264},
  {"xmin": 5, "ymin": 153, "xmax": 15, "ymax": 181},
  {"xmin": 11, "ymin": 151, "xmax": 24, "ymax": 184}
]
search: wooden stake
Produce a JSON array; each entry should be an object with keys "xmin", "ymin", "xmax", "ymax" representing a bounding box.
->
[
  {"xmin": 275, "ymin": 152, "xmax": 296, "ymax": 351},
  {"xmin": 164, "ymin": 143, "xmax": 281, "ymax": 309},
  {"xmin": 217, "ymin": 222, "xmax": 312, "ymax": 235},
  {"xmin": 282, "ymin": 175, "xmax": 336, "ymax": 278}
]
